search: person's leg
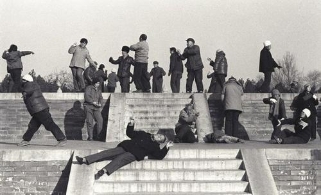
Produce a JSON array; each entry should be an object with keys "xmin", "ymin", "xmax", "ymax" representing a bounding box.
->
[
  {"xmin": 108, "ymin": 86, "xmax": 115, "ymax": 93},
  {"xmin": 195, "ymin": 69, "xmax": 204, "ymax": 92},
  {"xmin": 282, "ymin": 136, "xmax": 306, "ymax": 144},
  {"xmin": 232, "ymin": 111, "xmax": 240, "ymax": 137},
  {"xmin": 11, "ymin": 69, "xmax": 22, "ymax": 92},
  {"xmin": 119, "ymin": 77, "xmax": 124, "ymax": 92},
  {"xmin": 141, "ymin": 63, "xmax": 151, "ymax": 92},
  {"xmin": 85, "ymin": 147, "xmax": 127, "ymax": 164},
  {"xmin": 271, "ymin": 119, "xmax": 282, "ymax": 139},
  {"xmin": 8, "ymin": 72, "xmax": 14, "ymax": 92},
  {"xmin": 170, "ymin": 73, "xmax": 177, "ymax": 93},
  {"xmin": 93, "ymin": 109, "xmax": 103, "ymax": 140},
  {"xmin": 186, "ymin": 69, "xmax": 194, "ymax": 92},
  {"xmin": 103, "ymin": 152, "xmax": 136, "ymax": 175},
  {"xmin": 216, "ymin": 74, "xmax": 226, "ymax": 93},
  {"xmin": 37, "ymin": 109, "xmax": 66, "ymax": 141},
  {"xmin": 133, "ymin": 63, "xmax": 143, "ymax": 91},
  {"xmin": 22, "ymin": 116, "xmax": 42, "ymax": 141},
  {"xmin": 84, "ymin": 106, "xmax": 94, "ymax": 140},
  {"xmin": 310, "ymin": 116, "xmax": 317, "ymax": 140},
  {"xmin": 182, "ymin": 130, "xmax": 197, "ymax": 143},
  {"xmin": 261, "ymin": 72, "xmax": 272, "ymax": 93},
  {"xmin": 176, "ymin": 73, "xmax": 182, "ymax": 93},
  {"xmin": 175, "ymin": 124, "xmax": 190, "ymax": 141},
  {"xmin": 155, "ymin": 80, "xmax": 163, "ymax": 93},
  {"xmin": 70, "ymin": 67, "xmax": 79, "ymax": 91},
  {"xmin": 100, "ymin": 81, "xmax": 104, "ymax": 92},
  {"xmin": 224, "ymin": 110, "xmax": 233, "ymax": 136},
  {"xmin": 76, "ymin": 68, "xmax": 85, "ymax": 91},
  {"xmin": 123, "ymin": 77, "xmax": 130, "ymax": 93}
]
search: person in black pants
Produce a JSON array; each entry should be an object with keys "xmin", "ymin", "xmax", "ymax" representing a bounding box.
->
[
  {"xmin": 18, "ymin": 74, "xmax": 67, "ymax": 147},
  {"xmin": 150, "ymin": 61, "xmax": 166, "ymax": 93},
  {"xmin": 207, "ymin": 49, "xmax": 228, "ymax": 93},
  {"xmin": 168, "ymin": 47, "xmax": 183, "ymax": 93},
  {"xmin": 75, "ymin": 118, "xmax": 173, "ymax": 180}
]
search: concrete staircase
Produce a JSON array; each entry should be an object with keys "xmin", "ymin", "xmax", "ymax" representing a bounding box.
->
[{"xmin": 92, "ymin": 148, "xmax": 251, "ymax": 194}]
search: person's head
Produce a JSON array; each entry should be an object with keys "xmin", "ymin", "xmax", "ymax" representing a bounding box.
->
[
  {"xmin": 263, "ymin": 40, "xmax": 271, "ymax": 50},
  {"xmin": 151, "ymin": 134, "xmax": 167, "ymax": 143},
  {"xmin": 185, "ymin": 103, "xmax": 194, "ymax": 111},
  {"xmin": 170, "ymin": 47, "xmax": 176, "ymax": 54},
  {"xmin": 121, "ymin": 46, "xmax": 130, "ymax": 57},
  {"xmin": 80, "ymin": 38, "xmax": 88, "ymax": 48},
  {"xmin": 22, "ymin": 74, "xmax": 33, "ymax": 83},
  {"xmin": 92, "ymin": 78, "xmax": 100, "ymax": 88},
  {"xmin": 99, "ymin": 64, "xmax": 105, "ymax": 70},
  {"xmin": 8, "ymin": 44, "xmax": 18, "ymax": 52},
  {"xmin": 153, "ymin": 61, "xmax": 159, "ymax": 67},
  {"xmin": 304, "ymin": 84, "xmax": 311, "ymax": 92},
  {"xmin": 139, "ymin": 34, "xmax": 147, "ymax": 41},
  {"xmin": 271, "ymin": 89, "xmax": 280, "ymax": 99},
  {"xmin": 300, "ymin": 108, "xmax": 311, "ymax": 119},
  {"xmin": 186, "ymin": 38, "xmax": 195, "ymax": 47}
]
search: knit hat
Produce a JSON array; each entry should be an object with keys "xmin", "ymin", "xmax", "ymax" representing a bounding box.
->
[
  {"xmin": 302, "ymin": 108, "xmax": 311, "ymax": 118},
  {"xmin": 170, "ymin": 47, "xmax": 176, "ymax": 52},
  {"xmin": 186, "ymin": 38, "xmax": 195, "ymax": 43},
  {"xmin": 92, "ymin": 77, "xmax": 100, "ymax": 84},
  {"xmin": 122, "ymin": 46, "xmax": 130, "ymax": 53},
  {"xmin": 99, "ymin": 64, "xmax": 105, "ymax": 70},
  {"xmin": 153, "ymin": 61, "xmax": 159, "ymax": 65},
  {"xmin": 22, "ymin": 74, "xmax": 33, "ymax": 82},
  {"xmin": 264, "ymin": 40, "xmax": 271, "ymax": 47},
  {"xmin": 271, "ymin": 89, "xmax": 280, "ymax": 96}
]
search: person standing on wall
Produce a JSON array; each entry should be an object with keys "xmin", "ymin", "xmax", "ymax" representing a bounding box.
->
[
  {"xmin": 68, "ymin": 38, "xmax": 96, "ymax": 92},
  {"xmin": 107, "ymin": 68, "xmax": 119, "ymax": 93},
  {"xmin": 94, "ymin": 64, "xmax": 108, "ymax": 92},
  {"xmin": 207, "ymin": 49, "xmax": 228, "ymax": 93},
  {"xmin": 150, "ymin": 61, "xmax": 166, "ymax": 93},
  {"xmin": 130, "ymin": 34, "xmax": 151, "ymax": 93},
  {"xmin": 168, "ymin": 47, "xmax": 183, "ymax": 93},
  {"xmin": 84, "ymin": 61, "xmax": 98, "ymax": 87},
  {"xmin": 259, "ymin": 40, "xmax": 282, "ymax": 93},
  {"xmin": 2, "ymin": 44, "xmax": 34, "ymax": 92}
]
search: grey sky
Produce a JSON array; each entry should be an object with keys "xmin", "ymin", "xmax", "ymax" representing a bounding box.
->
[{"xmin": 1, "ymin": 0, "xmax": 320, "ymax": 90}]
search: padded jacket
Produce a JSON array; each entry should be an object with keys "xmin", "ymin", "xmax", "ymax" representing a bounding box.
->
[
  {"xmin": 2, "ymin": 50, "xmax": 33, "ymax": 70},
  {"xmin": 259, "ymin": 47, "xmax": 278, "ymax": 73},
  {"xmin": 181, "ymin": 45, "xmax": 204, "ymax": 70},
  {"xmin": 210, "ymin": 51, "xmax": 228, "ymax": 76},
  {"xmin": 109, "ymin": 56, "xmax": 135, "ymax": 77},
  {"xmin": 22, "ymin": 82, "xmax": 49, "ymax": 115}
]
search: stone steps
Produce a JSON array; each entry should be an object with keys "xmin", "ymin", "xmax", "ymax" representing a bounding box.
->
[{"xmin": 95, "ymin": 193, "xmax": 251, "ymax": 195}]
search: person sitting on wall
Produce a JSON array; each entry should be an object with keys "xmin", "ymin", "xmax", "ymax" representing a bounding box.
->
[
  {"xmin": 204, "ymin": 131, "xmax": 245, "ymax": 143},
  {"xmin": 174, "ymin": 102, "xmax": 199, "ymax": 143},
  {"xmin": 75, "ymin": 117, "xmax": 174, "ymax": 180},
  {"xmin": 271, "ymin": 108, "xmax": 312, "ymax": 144}
]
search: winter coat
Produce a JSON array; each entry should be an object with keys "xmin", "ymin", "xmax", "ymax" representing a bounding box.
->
[
  {"xmin": 176, "ymin": 107, "xmax": 198, "ymax": 127},
  {"xmin": 83, "ymin": 65, "xmax": 97, "ymax": 85},
  {"xmin": 210, "ymin": 51, "xmax": 228, "ymax": 76},
  {"xmin": 281, "ymin": 118, "xmax": 311, "ymax": 143},
  {"xmin": 169, "ymin": 52, "xmax": 183, "ymax": 74},
  {"xmin": 292, "ymin": 91, "xmax": 319, "ymax": 116},
  {"xmin": 83, "ymin": 85, "xmax": 103, "ymax": 110},
  {"xmin": 150, "ymin": 67, "xmax": 166, "ymax": 82},
  {"xmin": 130, "ymin": 41, "xmax": 149, "ymax": 63},
  {"xmin": 181, "ymin": 45, "xmax": 204, "ymax": 70},
  {"xmin": 259, "ymin": 47, "xmax": 279, "ymax": 73},
  {"xmin": 109, "ymin": 56, "xmax": 135, "ymax": 77},
  {"xmin": 68, "ymin": 45, "xmax": 95, "ymax": 69},
  {"xmin": 107, "ymin": 72, "xmax": 119, "ymax": 87},
  {"xmin": 222, "ymin": 79, "xmax": 243, "ymax": 112},
  {"xmin": 263, "ymin": 97, "xmax": 286, "ymax": 120},
  {"xmin": 118, "ymin": 124, "xmax": 169, "ymax": 161},
  {"xmin": 94, "ymin": 69, "xmax": 108, "ymax": 83},
  {"xmin": 22, "ymin": 82, "xmax": 49, "ymax": 115},
  {"xmin": 2, "ymin": 51, "xmax": 33, "ymax": 70}
]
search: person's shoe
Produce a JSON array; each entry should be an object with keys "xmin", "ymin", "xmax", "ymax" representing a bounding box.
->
[
  {"xmin": 268, "ymin": 139, "xmax": 277, "ymax": 144},
  {"xmin": 186, "ymin": 91, "xmax": 191, "ymax": 93},
  {"xmin": 143, "ymin": 89, "xmax": 151, "ymax": 93},
  {"xmin": 273, "ymin": 136, "xmax": 282, "ymax": 144},
  {"xmin": 17, "ymin": 140, "xmax": 29, "ymax": 147},
  {"xmin": 87, "ymin": 138, "xmax": 93, "ymax": 141},
  {"xmin": 133, "ymin": 90, "xmax": 143, "ymax": 93},
  {"xmin": 95, "ymin": 170, "xmax": 105, "ymax": 180},
  {"xmin": 55, "ymin": 139, "xmax": 67, "ymax": 147},
  {"xmin": 310, "ymin": 138, "xmax": 316, "ymax": 141},
  {"xmin": 75, "ymin": 156, "xmax": 84, "ymax": 165}
]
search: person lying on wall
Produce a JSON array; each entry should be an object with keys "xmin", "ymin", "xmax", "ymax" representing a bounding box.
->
[
  {"xmin": 204, "ymin": 131, "xmax": 245, "ymax": 143},
  {"xmin": 75, "ymin": 117, "xmax": 174, "ymax": 180},
  {"xmin": 270, "ymin": 108, "xmax": 312, "ymax": 144}
]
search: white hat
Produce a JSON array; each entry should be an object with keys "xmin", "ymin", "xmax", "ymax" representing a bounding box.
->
[
  {"xmin": 302, "ymin": 108, "xmax": 311, "ymax": 118},
  {"xmin": 22, "ymin": 74, "xmax": 33, "ymax": 82},
  {"xmin": 111, "ymin": 68, "xmax": 116, "ymax": 73},
  {"xmin": 264, "ymin": 40, "xmax": 271, "ymax": 47}
]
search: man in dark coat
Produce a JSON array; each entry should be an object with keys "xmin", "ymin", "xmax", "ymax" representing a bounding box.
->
[
  {"xmin": 168, "ymin": 47, "xmax": 183, "ymax": 93},
  {"xmin": 150, "ymin": 61, "xmax": 166, "ymax": 93},
  {"xmin": 94, "ymin": 64, "xmax": 108, "ymax": 92},
  {"xmin": 84, "ymin": 61, "xmax": 98, "ymax": 86},
  {"xmin": 272, "ymin": 109, "xmax": 311, "ymax": 144},
  {"xmin": 180, "ymin": 38, "xmax": 204, "ymax": 93},
  {"xmin": 109, "ymin": 46, "xmax": 135, "ymax": 93},
  {"xmin": 75, "ymin": 118, "xmax": 173, "ymax": 180},
  {"xmin": 290, "ymin": 84, "xmax": 319, "ymax": 140},
  {"xmin": 18, "ymin": 74, "xmax": 67, "ymax": 147},
  {"xmin": 263, "ymin": 89, "xmax": 286, "ymax": 140},
  {"xmin": 259, "ymin": 40, "xmax": 282, "ymax": 93},
  {"xmin": 207, "ymin": 49, "xmax": 228, "ymax": 93}
]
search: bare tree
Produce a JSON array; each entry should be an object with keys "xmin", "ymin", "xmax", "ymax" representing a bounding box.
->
[
  {"xmin": 45, "ymin": 70, "xmax": 73, "ymax": 91},
  {"xmin": 304, "ymin": 70, "xmax": 321, "ymax": 92}
]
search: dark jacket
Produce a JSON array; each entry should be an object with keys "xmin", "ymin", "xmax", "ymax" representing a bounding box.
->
[
  {"xmin": 263, "ymin": 97, "xmax": 286, "ymax": 120},
  {"xmin": 2, "ymin": 51, "xmax": 33, "ymax": 70},
  {"xmin": 176, "ymin": 107, "xmax": 198, "ymax": 126},
  {"xmin": 83, "ymin": 85, "xmax": 103, "ymax": 110},
  {"xmin": 84, "ymin": 65, "xmax": 97, "ymax": 85},
  {"xmin": 292, "ymin": 91, "xmax": 319, "ymax": 116},
  {"xmin": 281, "ymin": 117, "xmax": 311, "ymax": 143},
  {"xmin": 259, "ymin": 47, "xmax": 279, "ymax": 73},
  {"xmin": 109, "ymin": 56, "xmax": 135, "ymax": 77},
  {"xmin": 22, "ymin": 82, "xmax": 49, "ymax": 115},
  {"xmin": 181, "ymin": 45, "xmax": 204, "ymax": 70},
  {"xmin": 210, "ymin": 51, "xmax": 228, "ymax": 76},
  {"xmin": 169, "ymin": 52, "xmax": 183, "ymax": 74},
  {"xmin": 94, "ymin": 69, "xmax": 108, "ymax": 83},
  {"xmin": 107, "ymin": 72, "xmax": 119, "ymax": 87},
  {"xmin": 118, "ymin": 124, "xmax": 169, "ymax": 161},
  {"xmin": 150, "ymin": 67, "xmax": 166, "ymax": 81}
]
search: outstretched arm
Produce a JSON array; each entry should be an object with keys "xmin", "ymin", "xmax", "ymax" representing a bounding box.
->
[{"xmin": 20, "ymin": 51, "xmax": 34, "ymax": 56}]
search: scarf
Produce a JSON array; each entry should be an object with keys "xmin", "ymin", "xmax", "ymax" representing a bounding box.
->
[{"xmin": 269, "ymin": 97, "xmax": 280, "ymax": 118}]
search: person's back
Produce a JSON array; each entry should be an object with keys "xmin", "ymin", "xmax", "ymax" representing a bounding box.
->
[
  {"xmin": 84, "ymin": 64, "xmax": 97, "ymax": 85},
  {"xmin": 107, "ymin": 72, "xmax": 119, "ymax": 88},
  {"xmin": 130, "ymin": 41, "xmax": 149, "ymax": 63},
  {"xmin": 211, "ymin": 51, "xmax": 228, "ymax": 76},
  {"xmin": 170, "ymin": 52, "xmax": 183, "ymax": 74},
  {"xmin": 223, "ymin": 80, "xmax": 243, "ymax": 111},
  {"xmin": 22, "ymin": 81, "xmax": 49, "ymax": 115}
]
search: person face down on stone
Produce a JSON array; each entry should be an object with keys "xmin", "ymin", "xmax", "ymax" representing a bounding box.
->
[
  {"xmin": 204, "ymin": 131, "xmax": 245, "ymax": 144},
  {"xmin": 272, "ymin": 108, "xmax": 312, "ymax": 144},
  {"xmin": 17, "ymin": 74, "xmax": 67, "ymax": 147},
  {"xmin": 75, "ymin": 118, "xmax": 174, "ymax": 180}
]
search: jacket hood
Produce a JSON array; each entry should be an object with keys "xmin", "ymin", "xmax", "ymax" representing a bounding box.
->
[{"xmin": 216, "ymin": 51, "xmax": 225, "ymax": 56}]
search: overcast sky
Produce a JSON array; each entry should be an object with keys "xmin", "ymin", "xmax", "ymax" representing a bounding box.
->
[{"xmin": 1, "ymin": 0, "xmax": 320, "ymax": 91}]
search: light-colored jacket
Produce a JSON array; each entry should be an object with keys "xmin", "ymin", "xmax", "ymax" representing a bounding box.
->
[
  {"xmin": 68, "ymin": 45, "xmax": 94, "ymax": 69},
  {"xmin": 222, "ymin": 79, "xmax": 243, "ymax": 112},
  {"xmin": 130, "ymin": 41, "xmax": 149, "ymax": 63}
]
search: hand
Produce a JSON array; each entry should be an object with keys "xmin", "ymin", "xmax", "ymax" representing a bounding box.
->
[
  {"xmin": 109, "ymin": 57, "xmax": 113, "ymax": 61},
  {"xmin": 195, "ymin": 112, "xmax": 200, "ymax": 117},
  {"xmin": 207, "ymin": 57, "xmax": 212, "ymax": 62},
  {"xmin": 270, "ymin": 98, "xmax": 277, "ymax": 104},
  {"xmin": 129, "ymin": 117, "xmax": 135, "ymax": 125},
  {"xmin": 176, "ymin": 49, "xmax": 181, "ymax": 54},
  {"xmin": 166, "ymin": 141, "xmax": 174, "ymax": 148},
  {"xmin": 277, "ymin": 120, "xmax": 281, "ymax": 126},
  {"xmin": 73, "ymin": 42, "xmax": 77, "ymax": 46},
  {"xmin": 313, "ymin": 94, "xmax": 317, "ymax": 100},
  {"xmin": 278, "ymin": 65, "xmax": 282, "ymax": 69},
  {"xmin": 31, "ymin": 52, "xmax": 35, "ymax": 55}
]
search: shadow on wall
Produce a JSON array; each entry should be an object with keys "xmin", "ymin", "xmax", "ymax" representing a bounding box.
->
[
  {"xmin": 317, "ymin": 105, "xmax": 321, "ymax": 140},
  {"xmin": 99, "ymin": 97, "xmax": 111, "ymax": 142},
  {"xmin": 52, "ymin": 153, "xmax": 73, "ymax": 195},
  {"xmin": 64, "ymin": 101, "xmax": 85, "ymax": 140}
]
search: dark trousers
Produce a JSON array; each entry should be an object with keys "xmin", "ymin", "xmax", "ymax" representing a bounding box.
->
[
  {"xmin": 84, "ymin": 105, "xmax": 103, "ymax": 140},
  {"xmin": 133, "ymin": 62, "xmax": 151, "ymax": 91},
  {"xmin": 310, "ymin": 116, "xmax": 317, "ymax": 139},
  {"xmin": 71, "ymin": 67, "xmax": 85, "ymax": 91},
  {"xmin": 170, "ymin": 72, "xmax": 182, "ymax": 93},
  {"xmin": 85, "ymin": 147, "xmax": 136, "ymax": 175},
  {"xmin": 271, "ymin": 119, "xmax": 282, "ymax": 139},
  {"xmin": 186, "ymin": 69, "xmax": 203, "ymax": 92},
  {"xmin": 23, "ymin": 108, "xmax": 66, "ymax": 141},
  {"xmin": 213, "ymin": 74, "xmax": 226, "ymax": 93},
  {"xmin": 152, "ymin": 80, "xmax": 163, "ymax": 93},
  {"xmin": 107, "ymin": 86, "xmax": 115, "ymax": 93},
  {"xmin": 119, "ymin": 76, "xmax": 130, "ymax": 93},
  {"xmin": 279, "ymin": 129, "xmax": 307, "ymax": 144},
  {"xmin": 8, "ymin": 68, "xmax": 22, "ymax": 92},
  {"xmin": 225, "ymin": 110, "xmax": 241, "ymax": 137},
  {"xmin": 175, "ymin": 124, "xmax": 197, "ymax": 143},
  {"xmin": 260, "ymin": 72, "xmax": 272, "ymax": 93}
]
